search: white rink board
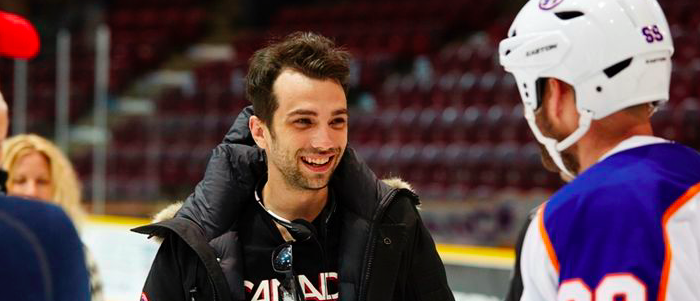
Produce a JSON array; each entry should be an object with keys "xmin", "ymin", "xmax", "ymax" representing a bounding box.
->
[{"xmin": 82, "ymin": 217, "xmax": 158, "ymax": 301}]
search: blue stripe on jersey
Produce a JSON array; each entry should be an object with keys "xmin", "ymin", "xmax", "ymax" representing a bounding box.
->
[{"xmin": 543, "ymin": 143, "xmax": 700, "ymax": 300}]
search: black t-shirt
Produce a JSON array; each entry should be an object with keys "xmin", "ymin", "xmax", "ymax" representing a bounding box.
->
[{"xmin": 239, "ymin": 189, "xmax": 340, "ymax": 301}]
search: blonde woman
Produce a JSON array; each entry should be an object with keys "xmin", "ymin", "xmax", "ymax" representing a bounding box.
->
[{"xmin": 2, "ymin": 134, "xmax": 104, "ymax": 301}]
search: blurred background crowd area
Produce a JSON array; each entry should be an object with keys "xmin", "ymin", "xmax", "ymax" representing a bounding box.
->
[{"xmin": 0, "ymin": 0, "xmax": 698, "ymax": 247}]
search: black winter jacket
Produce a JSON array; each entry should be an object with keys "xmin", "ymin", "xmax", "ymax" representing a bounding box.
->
[{"xmin": 134, "ymin": 107, "xmax": 454, "ymax": 301}]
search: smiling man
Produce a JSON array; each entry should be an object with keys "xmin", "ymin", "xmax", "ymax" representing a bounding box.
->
[
  {"xmin": 249, "ymin": 67, "xmax": 347, "ymax": 225},
  {"xmin": 135, "ymin": 32, "xmax": 454, "ymax": 301}
]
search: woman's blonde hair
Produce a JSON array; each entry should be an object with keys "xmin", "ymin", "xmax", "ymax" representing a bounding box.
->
[{"xmin": 2, "ymin": 134, "xmax": 85, "ymax": 226}]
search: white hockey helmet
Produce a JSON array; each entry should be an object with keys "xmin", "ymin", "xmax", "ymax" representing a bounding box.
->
[{"xmin": 499, "ymin": 0, "xmax": 674, "ymax": 178}]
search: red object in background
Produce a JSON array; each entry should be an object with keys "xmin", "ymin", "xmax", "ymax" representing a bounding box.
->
[{"xmin": 0, "ymin": 11, "xmax": 40, "ymax": 59}]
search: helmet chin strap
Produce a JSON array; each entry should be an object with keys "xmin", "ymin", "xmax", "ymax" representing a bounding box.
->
[{"xmin": 524, "ymin": 109, "xmax": 593, "ymax": 180}]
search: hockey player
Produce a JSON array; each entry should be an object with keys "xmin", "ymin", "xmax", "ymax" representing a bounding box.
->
[{"xmin": 499, "ymin": 0, "xmax": 700, "ymax": 300}]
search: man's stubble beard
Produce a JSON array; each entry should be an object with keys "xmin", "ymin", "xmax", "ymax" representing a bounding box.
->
[
  {"xmin": 534, "ymin": 109, "xmax": 581, "ymax": 176},
  {"xmin": 267, "ymin": 135, "xmax": 341, "ymax": 191}
]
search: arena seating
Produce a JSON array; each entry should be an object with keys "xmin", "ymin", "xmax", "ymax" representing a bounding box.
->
[
  {"xmin": 88, "ymin": 0, "xmax": 700, "ymax": 201},
  {"xmin": 0, "ymin": 0, "xmax": 206, "ymax": 133},
  {"xmin": 2, "ymin": 0, "xmax": 692, "ymax": 204}
]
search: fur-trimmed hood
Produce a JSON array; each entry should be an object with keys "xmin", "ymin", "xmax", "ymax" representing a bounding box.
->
[{"xmin": 152, "ymin": 202, "xmax": 184, "ymax": 224}]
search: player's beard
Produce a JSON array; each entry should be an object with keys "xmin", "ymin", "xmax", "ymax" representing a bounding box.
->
[{"xmin": 534, "ymin": 109, "xmax": 580, "ymax": 177}]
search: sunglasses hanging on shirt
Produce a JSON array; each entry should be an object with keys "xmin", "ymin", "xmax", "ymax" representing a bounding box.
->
[
  {"xmin": 255, "ymin": 190, "xmax": 317, "ymax": 301},
  {"xmin": 272, "ymin": 243, "xmax": 303, "ymax": 301}
]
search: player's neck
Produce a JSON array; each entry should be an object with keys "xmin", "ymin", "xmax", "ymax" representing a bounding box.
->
[
  {"xmin": 575, "ymin": 121, "xmax": 653, "ymax": 174},
  {"xmin": 262, "ymin": 170, "xmax": 328, "ymax": 223}
]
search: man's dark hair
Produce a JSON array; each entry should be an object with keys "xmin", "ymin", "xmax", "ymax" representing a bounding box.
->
[{"xmin": 246, "ymin": 31, "xmax": 351, "ymax": 127}]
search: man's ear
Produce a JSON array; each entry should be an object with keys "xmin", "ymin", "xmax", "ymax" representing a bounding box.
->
[
  {"xmin": 549, "ymin": 78, "xmax": 579, "ymax": 132},
  {"xmin": 543, "ymin": 78, "xmax": 568, "ymax": 125},
  {"xmin": 249, "ymin": 116, "xmax": 269, "ymax": 150}
]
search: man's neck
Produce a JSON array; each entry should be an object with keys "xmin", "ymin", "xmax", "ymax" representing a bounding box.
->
[
  {"xmin": 574, "ymin": 122, "xmax": 653, "ymax": 174},
  {"xmin": 262, "ymin": 172, "xmax": 328, "ymax": 223}
]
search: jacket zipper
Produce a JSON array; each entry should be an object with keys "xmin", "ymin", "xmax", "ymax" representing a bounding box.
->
[
  {"xmin": 189, "ymin": 273, "xmax": 218, "ymax": 301},
  {"xmin": 357, "ymin": 188, "xmax": 402, "ymax": 301},
  {"xmin": 322, "ymin": 194, "xmax": 336, "ymax": 272},
  {"xmin": 189, "ymin": 287, "xmax": 197, "ymax": 301},
  {"xmin": 208, "ymin": 275, "xmax": 218, "ymax": 301}
]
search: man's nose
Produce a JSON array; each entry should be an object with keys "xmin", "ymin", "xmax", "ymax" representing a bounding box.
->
[{"xmin": 310, "ymin": 125, "xmax": 334, "ymax": 150}]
